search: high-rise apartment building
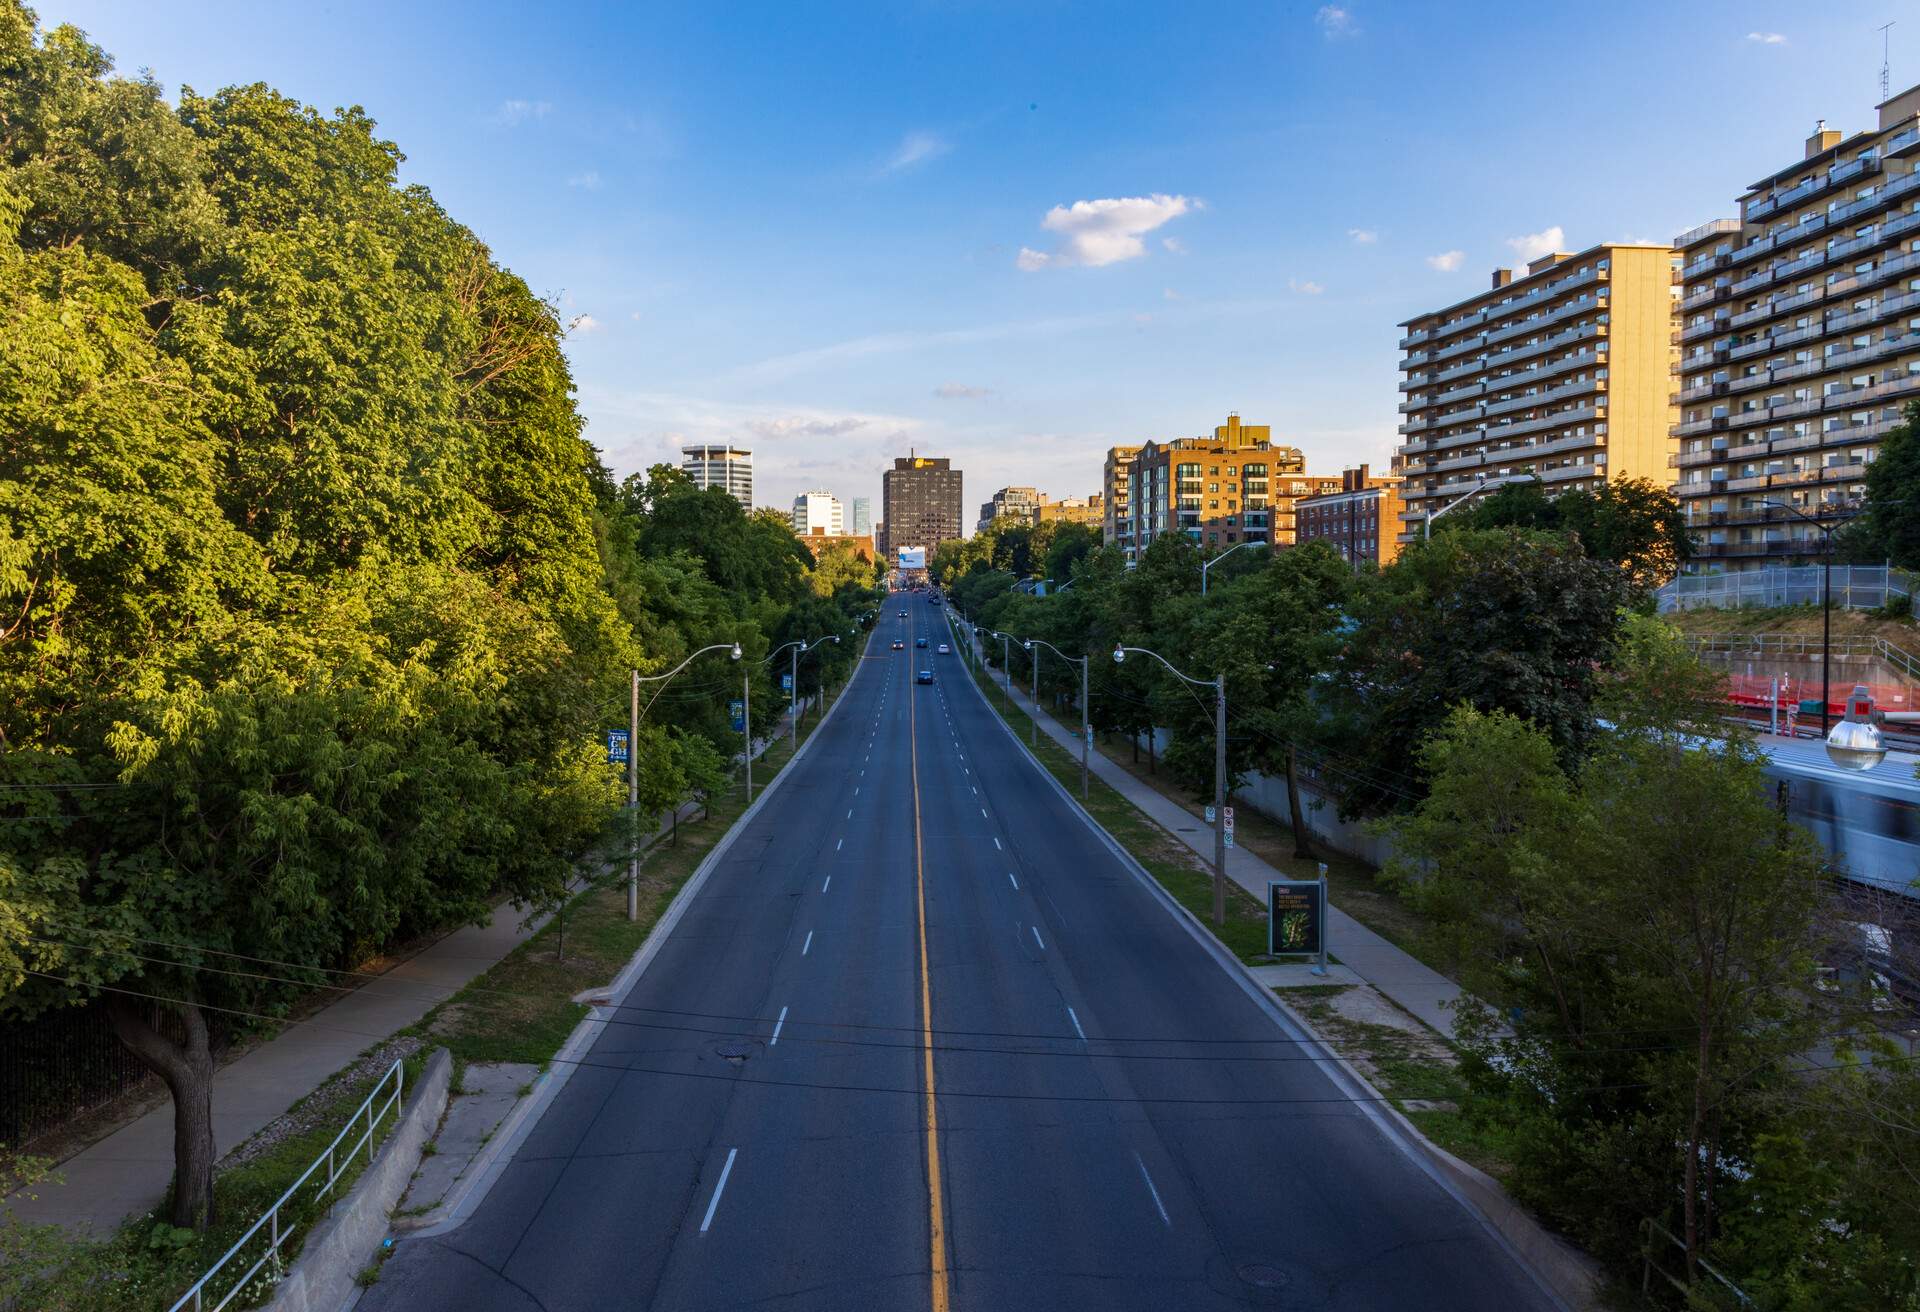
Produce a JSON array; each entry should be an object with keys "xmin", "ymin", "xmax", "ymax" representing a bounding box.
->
[
  {"xmin": 1126, "ymin": 415, "xmax": 1308, "ymax": 555},
  {"xmin": 681, "ymin": 444, "xmax": 754, "ymax": 511},
  {"xmin": 1103, "ymin": 445, "xmax": 1143, "ymax": 555},
  {"xmin": 791, "ymin": 490, "xmax": 844, "ymax": 537},
  {"xmin": 850, "ymin": 497, "xmax": 872, "ymax": 537},
  {"xmin": 881, "ymin": 455, "xmax": 964, "ymax": 559},
  {"xmin": 1393, "ymin": 243, "xmax": 1679, "ymax": 543},
  {"xmin": 1296, "ymin": 465, "xmax": 1406, "ymax": 568},
  {"xmin": 1036, "ymin": 494, "xmax": 1103, "ymax": 529},
  {"xmin": 979, "ymin": 486, "xmax": 1043, "ymax": 531},
  {"xmin": 1670, "ymin": 89, "xmax": 1920, "ymax": 569}
]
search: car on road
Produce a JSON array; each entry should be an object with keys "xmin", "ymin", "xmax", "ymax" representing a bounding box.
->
[
  {"xmin": 916, "ymin": 669, "xmax": 934, "ymax": 684},
  {"xmin": 937, "ymin": 643, "xmax": 950, "ymax": 654},
  {"xmin": 897, "ymin": 610, "xmax": 907, "ymax": 618},
  {"xmin": 915, "ymin": 637, "xmax": 928, "ymax": 648},
  {"xmin": 891, "ymin": 640, "xmax": 905, "ymax": 650}
]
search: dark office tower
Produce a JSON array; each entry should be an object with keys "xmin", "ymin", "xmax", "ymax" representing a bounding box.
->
[{"xmin": 881, "ymin": 454, "xmax": 964, "ymax": 561}]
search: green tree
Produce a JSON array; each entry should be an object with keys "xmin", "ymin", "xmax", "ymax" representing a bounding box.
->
[{"xmin": 1847, "ymin": 401, "xmax": 1920, "ymax": 567}]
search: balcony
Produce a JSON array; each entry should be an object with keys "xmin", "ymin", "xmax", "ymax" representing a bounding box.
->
[
  {"xmin": 1482, "ymin": 377, "xmax": 1601, "ymax": 419},
  {"xmin": 1425, "ymin": 332, "xmax": 1489, "ymax": 367},
  {"xmin": 1539, "ymin": 462, "xmax": 1602, "ymax": 484},
  {"xmin": 1680, "ymin": 315, "xmax": 1731, "ymax": 344},
  {"xmin": 1478, "ymin": 321, "xmax": 1605, "ymax": 374},
  {"xmin": 1433, "ymin": 379, "xmax": 1487, "ymax": 406},
  {"xmin": 1888, "ymin": 126, "xmax": 1920, "ymax": 158},
  {"xmin": 1681, "ymin": 283, "xmax": 1732, "ymax": 312},
  {"xmin": 1398, "ymin": 326, "xmax": 1432, "ymax": 349},
  {"xmin": 1481, "ymin": 294, "xmax": 1605, "ymax": 349}
]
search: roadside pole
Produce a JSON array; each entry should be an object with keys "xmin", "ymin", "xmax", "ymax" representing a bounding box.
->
[
  {"xmin": 743, "ymin": 671, "xmax": 753, "ymax": 803},
  {"xmin": 627, "ymin": 669, "xmax": 640, "ymax": 921},
  {"xmin": 1030, "ymin": 647, "xmax": 1039, "ymax": 746},
  {"xmin": 1213, "ymin": 673, "xmax": 1227, "ymax": 928},
  {"xmin": 1078, "ymin": 656, "xmax": 1089, "ymax": 799},
  {"xmin": 790, "ymin": 646, "xmax": 800, "ymax": 752}
]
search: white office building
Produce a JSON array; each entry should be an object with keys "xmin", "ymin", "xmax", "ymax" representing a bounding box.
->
[
  {"xmin": 791, "ymin": 490, "xmax": 845, "ymax": 536},
  {"xmin": 681, "ymin": 444, "xmax": 754, "ymax": 511}
]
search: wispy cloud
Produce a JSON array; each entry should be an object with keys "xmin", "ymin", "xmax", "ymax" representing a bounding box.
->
[
  {"xmin": 1289, "ymin": 278, "xmax": 1325, "ymax": 295},
  {"xmin": 1746, "ymin": 31, "xmax": 1787, "ymax": 45},
  {"xmin": 489, "ymin": 98, "xmax": 552, "ymax": 127},
  {"xmin": 1347, "ymin": 227, "xmax": 1378, "ymax": 244},
  {"xmin": 568, "ymin": 314, "xmax": 602, "ymax": 334},
  {"xmin": 1162, "ymin": 235, "xmax": 1187, "ymax": 255},
  {"xmin": 1017, "ymin": 194, "xmax": 1196, "ymax": 270},
  {"xmin": 567, "ymin": 170, "xmax": 602, "ymax": 190},
  {"xmin": 745, "ymin": 415, "xmax": 869, "ymax": 440},
  {"xmin": 883, "ymin": 131, "xmax": 950, "ymax": 173},
  {"xmin": 723, "ymin": 313, "xmax": 1115, "ymax": 385},
  {"xmin": 1163, "ymin": 287, "xmax": 1181, "ymax": 301},
  {"xmin": 1506, "ymin": 225, "xmax": 1566, "ymax": 263},
  {"xmin": 934, "ymin": 383, "xmax": 992, "ymax": 399},
  {"xmin": 1315, "ymin": 6, "xmax": 1360, "ymax": 39},
  {"xmin": 1426, "ymin": 250, "xmax": 1466, "ymax": 272}
]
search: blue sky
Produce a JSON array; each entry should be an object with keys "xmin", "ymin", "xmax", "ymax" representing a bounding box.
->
[{"xmin": 36, "ymin": 0, "xmax": 1915, "ymax": 521}]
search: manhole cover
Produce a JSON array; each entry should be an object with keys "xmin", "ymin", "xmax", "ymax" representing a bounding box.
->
[
  {"xmin": 1237, "ymin": 1263, "xmax": 1289, "ymax": 1290},
  {"xmin": 712, "ymin": 1040, "xmax": 760, "ymax": 1065}
]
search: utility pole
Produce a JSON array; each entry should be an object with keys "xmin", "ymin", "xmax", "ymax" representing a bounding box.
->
[
  {"xmin": 1030, "ymin": 647, "xmax": 1039, "ymax": 746},
  {"xmin": 1213, "ymin": 673, "xmax": 1227, "ymax": 927},
  {"xmin": 1078, "ymin": 655, "xmax": 1089, "ymax": 799},
  {"xmin": 743, "ymin": 671, "xmax": 753, "ymax": 803},
  {"xmin": 791, "ymin": 644, "xmax": 800, "ymax": 752},
  {"xmin": 627, "ymin": 668, "xmax": 640, "ymax": 920}
]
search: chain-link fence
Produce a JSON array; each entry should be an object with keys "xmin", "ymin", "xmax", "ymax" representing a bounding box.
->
[{"xmin": 1656, "ymin": 565, "xmax": 1917, "ymax": 613}]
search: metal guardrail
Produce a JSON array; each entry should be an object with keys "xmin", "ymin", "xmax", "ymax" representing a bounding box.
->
[
  {"xmin": 1684, "ymin": 631, "xmax": 1920, "ymax": 683},
  {"xmin": 1656, "ymin": 565, "xmax": 1916, "ymax": 614},
  {"xmin": 169, "ymin": 1058, "xmax": 406, "ymax": 1312},
  {"xmin": 1640, "ymin": 1217, "xmax": 1753, "ymax": 1308}
]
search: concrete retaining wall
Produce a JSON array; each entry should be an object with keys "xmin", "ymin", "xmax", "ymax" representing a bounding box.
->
[{"xmin": 265, "ymin": 1047, "xmax": 451, "ymax": 1312}]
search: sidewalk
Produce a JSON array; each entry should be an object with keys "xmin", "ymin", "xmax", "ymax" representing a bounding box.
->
[
  {"xmin": 3, "ymin": 716, "xmax": 796, "ymax": 1238},
  {"xmin": 952, "ymin": 621, "xmax": 1467, "ymax": 1040}
]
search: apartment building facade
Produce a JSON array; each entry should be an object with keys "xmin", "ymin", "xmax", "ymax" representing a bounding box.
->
[
  {"xmin": 1393, "ymin": 243, "xmax": 1679, "ymax": 542},
  {"xmin": 681, "ymin": 444, "xmax": 754, "ymax": 511},
  {"xmin": 978, "ymin": 486, "xmax": 1043, "ymax": 530},
  {"xmin": 850, "ymin": 497, "xmax": 873, "ymax": 537},
  {"xmin": 1295, "ymin": 464, "xmax": 1406, "ymax": 568},
  {"xmin": 1126, "ymin": 415, "xmax": 1309, "ymax": 555},
  {"xmin": 881, "ymin": 454, "xmax": 964, "ymax": 558},
  {"xmin": 1037, "ymin": 493, "xmax": 1103, "ymax": 529},
  {"xmin": 1671, "ymin": 88, "xmax": 1920, "ymax": 569},
  {"xmin": 1102, "ymin": 445, "xmax": 1143, "ymax": 556}
]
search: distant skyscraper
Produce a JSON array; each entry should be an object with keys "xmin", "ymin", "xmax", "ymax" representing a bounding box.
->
[
  {"xmin": 881, "ymin": 454, "xmax": 963, "ymax": 559},
  {"xmin": 791, "ymin": 490, "xmax": 845, "ymax": 536},
  {"xmin": 680, "ymin": 444, "xmax": 753, "ymax": 511},
  {"xmin": 850, "ymin": 497, "xmax": 872, "ymax": 537}
]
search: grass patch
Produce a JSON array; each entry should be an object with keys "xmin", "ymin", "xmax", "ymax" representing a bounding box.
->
[{"xmin": 949, "ymin": 629, "xmax": 1270, "ymax": 963}]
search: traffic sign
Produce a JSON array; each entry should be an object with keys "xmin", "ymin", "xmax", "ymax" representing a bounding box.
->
[
  {"xmin": 1204, "ymin": 805, "xmax": 1216, "ymax": 824},
  {"xmin": 1223, "ymin": 806, "xmax": 1235, "ymax": 833},
  {"xmin": 728, "ymin": 699, "xmax": 746, "ymax": 733},
  {"xmin": 606, "ymin": 730, "xmax": 629, "ymax": 764}
]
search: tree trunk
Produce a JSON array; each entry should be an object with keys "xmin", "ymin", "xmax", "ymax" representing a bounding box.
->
[
  {"xmin": 1131, "ymin": 734, "xmax": 1139, "ymax": 764},
  {"xmin": 107, "ymin": 994, "xmax": 217, "ymax": 1230},
  {"xmin": 1682, "ymin": 1020, "xmax": 1713, "ymax": 1281},
  {"xmin": 1147, "ymin": 732, "xmax": 1156, "ymax": 775},
  {"xmin": 1285, "ymin": 744, "xmax": 1314, "ymax": 860}
]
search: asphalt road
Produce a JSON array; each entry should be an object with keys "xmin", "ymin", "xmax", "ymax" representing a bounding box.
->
[{"xmin": 363, "ymin": 594, "xmax": 1558, "ymax": 1311}]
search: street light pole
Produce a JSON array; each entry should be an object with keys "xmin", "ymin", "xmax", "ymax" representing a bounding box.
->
[
  {"xmin": 1026, "ymin": 638, "xmax": 1090, "ymax": 799},
  {"xmin": 1423, "ymin": 476, "xmax": 1494, "ymax": 539},
  {"xmin": 628, "ymin": 640, "xmax": 743, "ymax": 919},
  {"xmin": 1760, "ymin": 499, "xmax": 1841, "ymax": 735},
  {"xmin": 743, "ymin": 670, "xmax": 752, "ymax": 803},
  {"xmin": 1115, "ymin": 643, "xmax": 1228, "ymax": 927},
  {"xmin": 1200, "ymin": 539, "xmax": 1265, "ymax": 595}
]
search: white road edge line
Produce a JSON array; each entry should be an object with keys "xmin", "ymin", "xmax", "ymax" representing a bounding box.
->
[
  {"xmin": 700, "ymin": 1148, "xmax": 739, "ymax": 1233},
  {"xmin": 1134, "ymin": 1152, "xmax": 1171, "ymax": 1228},
  {"xmin": 771, "ymin": 1005, "xmax": 788, "ymax": 1045},
  {"xmin": 1067, "ymin": 1006, "xmax": 1085, "ymax": 1040},
  {"xmin": 802, "ymin": 931, "xmax": 813, "ymax": 956}
]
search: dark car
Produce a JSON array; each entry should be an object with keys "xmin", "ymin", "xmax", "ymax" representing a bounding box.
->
[
  {"xmin": 897, "ymin": 610, "xmax": 907, "ymax": 618},
  {"xmin": 916, "ymin": 669, "xmax": 934, "ymax": 685},
  {"xmin": 915, "ymin": 637, "xmax": 928, "ymax": 648},
  {"xmin": 891, "ymin": 639, "xmax": 905, "ymax": 650}
]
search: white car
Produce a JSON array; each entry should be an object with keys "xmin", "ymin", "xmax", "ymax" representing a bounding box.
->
[{"xmin": 937, "ymin": 643, "xmax": 951, "ymax": 655}]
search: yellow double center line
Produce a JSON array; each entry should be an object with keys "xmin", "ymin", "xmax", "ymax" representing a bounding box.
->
[{"xmin": 909, "ymin": 613, "xmax": 952, "ymax": 1311}]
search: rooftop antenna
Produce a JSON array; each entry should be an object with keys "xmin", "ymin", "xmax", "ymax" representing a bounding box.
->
[{"xmin": 1881, "ymin": 20, "xmax": 1896, "ymax": 101}]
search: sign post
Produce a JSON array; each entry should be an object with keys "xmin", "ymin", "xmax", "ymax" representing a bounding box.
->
[
  {"xmin": 606, "ymin": 730, "xmax": 630, "ymax": 764},
  {"xmin": 1223, "ymin": 805, "xmax": 1235, "ymax": 850}
]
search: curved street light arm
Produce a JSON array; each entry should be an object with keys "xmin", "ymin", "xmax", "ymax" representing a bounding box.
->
[
  {"xmin": 1114, "ymin": 644, "xmax": 1214, "ymax": 689},
  {"xmin": 1022, "ymin": 637, "xmax": 1086, "ymax": 667}
]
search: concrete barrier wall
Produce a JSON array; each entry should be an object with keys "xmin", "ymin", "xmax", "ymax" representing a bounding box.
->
[{"xmin": 265, "ymin": 1048, "xmax": 452, "ymax": 1312}]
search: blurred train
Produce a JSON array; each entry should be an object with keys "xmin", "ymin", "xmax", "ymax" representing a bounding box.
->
[{"xmin": 1760, "ymin": 731, "xmax": 1920, "ymax": 900}]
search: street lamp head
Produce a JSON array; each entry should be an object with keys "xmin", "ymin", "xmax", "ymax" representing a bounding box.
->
[
  {"xmin": 1826, "ymin": 684, "xmax": 1888, "ymax": 772},
  {"xmin": 1112, "ymin": 644, "xmax": 1126, "ymax": 664},
  {"xmin": 729, "ymin": 643, "xmax": 742, "ymax": 661},
  {"xmin": 1023, "ymin": 640, "xmax": 1032, "ymax": 651}
]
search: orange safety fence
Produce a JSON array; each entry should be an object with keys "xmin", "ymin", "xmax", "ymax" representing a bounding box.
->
[{"xmin": 1721, "ymin": 672, "xmax": 1916, "ymax": 719}]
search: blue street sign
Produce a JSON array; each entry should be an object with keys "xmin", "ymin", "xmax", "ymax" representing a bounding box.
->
[
  {"xmin": 606, "ymin": 730, "xmax": 630, "ymax": 764},
  {"xmin": 780, "ymin": 673, "xmax": 793, "ymax": 692},
  {"xmin": 729, "ymin": 699, "xmax": 746, "ymax": 733}
]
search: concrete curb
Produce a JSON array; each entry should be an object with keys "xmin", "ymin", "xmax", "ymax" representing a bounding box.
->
[
  {"xmin": 264, "ymin": 1048, "xmax": 451, "ymax": 1312},
  {"xmin": 400, "ymin": 639, "xmax": 872, "ymax": 1239},
  {"xmin": 947, "ymin": 634, "xmax": 1600, "ymax": 1312}
]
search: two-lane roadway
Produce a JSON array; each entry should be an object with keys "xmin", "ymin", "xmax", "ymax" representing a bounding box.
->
[{"xmin": 364, "ymin": 593, "xmax": 1557, "ymax": 1311}]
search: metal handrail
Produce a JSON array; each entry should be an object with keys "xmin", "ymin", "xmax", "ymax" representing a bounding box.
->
[
  {"xmin": 1639, "ymin": 1217, "xmax": 1753, "ymax": 1307},
  {"xmin": 1684, "ymin": 631, "xmax": 1920, "ymax": 682},
  {"xmin": 170, "ymin": 1058, "xmax": 407, "ymax": 1312}
]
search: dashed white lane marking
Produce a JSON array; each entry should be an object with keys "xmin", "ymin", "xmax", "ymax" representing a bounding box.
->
[
  {"xmin": 822, "ymin": 875, "xmax": 832, "ymax": 893},
  {"xmin": 993, "ymin": 837, "xmax": 1001, "ymax": 851},
  {"xmin": 1008, "ymin": 872, "xmax": 1019, "ymax": 890},
  {"xmin": 700, "ymin": 1148, "xmax": 738, "ymax": 1233},
  {"xmin": 1031, "ymin": 925, "xmax": 1045, "ymax": 951},
  {"xmin": 836, "ymin": 838, "xmax": 843, "ymax": 851},
  {"xmin": 980, "ymin": 808, "xmax": 988, "ymax": 819},
  {"xmin": 771, "ymin": 1005, "xmax": 788, "ymax": 1046},
  {"xmin": 802, "ymin": 931, "xmax": 813, "ymax": 956},
  {"xmin": 854, "ymin": 786, "xmax": 860, "ymax": 796},
  {"xmin": 1134, "ymin": 1153, "xmax": 1171, "ymax": 1227},
  {"xmin": 847, "ymin": 809, "xmax": 854, "ymax": 819},
  {"xmin": 1067, "ymin": 1006, "xmax": 1085, "ymax": 1040},
  {"xmin": 970, "ymin": 786, "xmax": 977, "ymax": 795}
]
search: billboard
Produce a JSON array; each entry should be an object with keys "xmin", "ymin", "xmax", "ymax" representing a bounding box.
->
[
  {"xmin": 1266, "ymin": 880, "xmax": 1326, "ymax": 957},
  {"xmin": 897, "ymin": 546, "xmax": 928, "ymax": 571}
]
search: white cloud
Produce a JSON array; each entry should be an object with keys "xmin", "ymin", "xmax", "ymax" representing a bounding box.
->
[
  {"xmin": 1162, "ymin": 236, "xmax": 1187, "ymax": 255},
  {"xmin": 934, "ymin": 383, "xmax": 992, "ymax": 399},
  {"xmin": 489, "ymin": 99, "xmax": 552, "ymax": 127},
  {"xmin": 567, "ymin": 170, "xmax": 602, "ymax": 190},
  {"xmin": 1132, "ymin": 312, "xmax": 1153, "ymax": 325},
  {"xmin": 1016, "ymin": 194, "xmax": 1195, "ymax": 270},
  {"xmin": 1289, "ymin": 278, "xmax": 1325, "ymax": 295},
  {"xmin": 745, "ymin": 415, "xmax": 868, "ymax": 440},
  {"xmin": 1315, "ymin": 6, "xmax": 1360, "ymax": 39},
  {"xmin": 569, "ymin": 314, "xmax": 602, "ymax": 334},
  {"xmin": 1506, "ymin": 225, "xmax": 1566, "ymax": 263},
  {"xmin": 884, "ymin": 131, "xmax": 949, "ymax": 172},
  {"xmin": 1163, "ymin": 287, "xmax": 1181, "ymax": 300},
  {"xmin": 1746, "ymin": 31, "xmax": 1787, "ymax": 45},
  {"xmin": 1347, "ymin": 227, "xmax": 1378, "ymax": 244},
  {"xmin": 1426, "ymin": 250, "xmax": 1466, "ymax": 272}
]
